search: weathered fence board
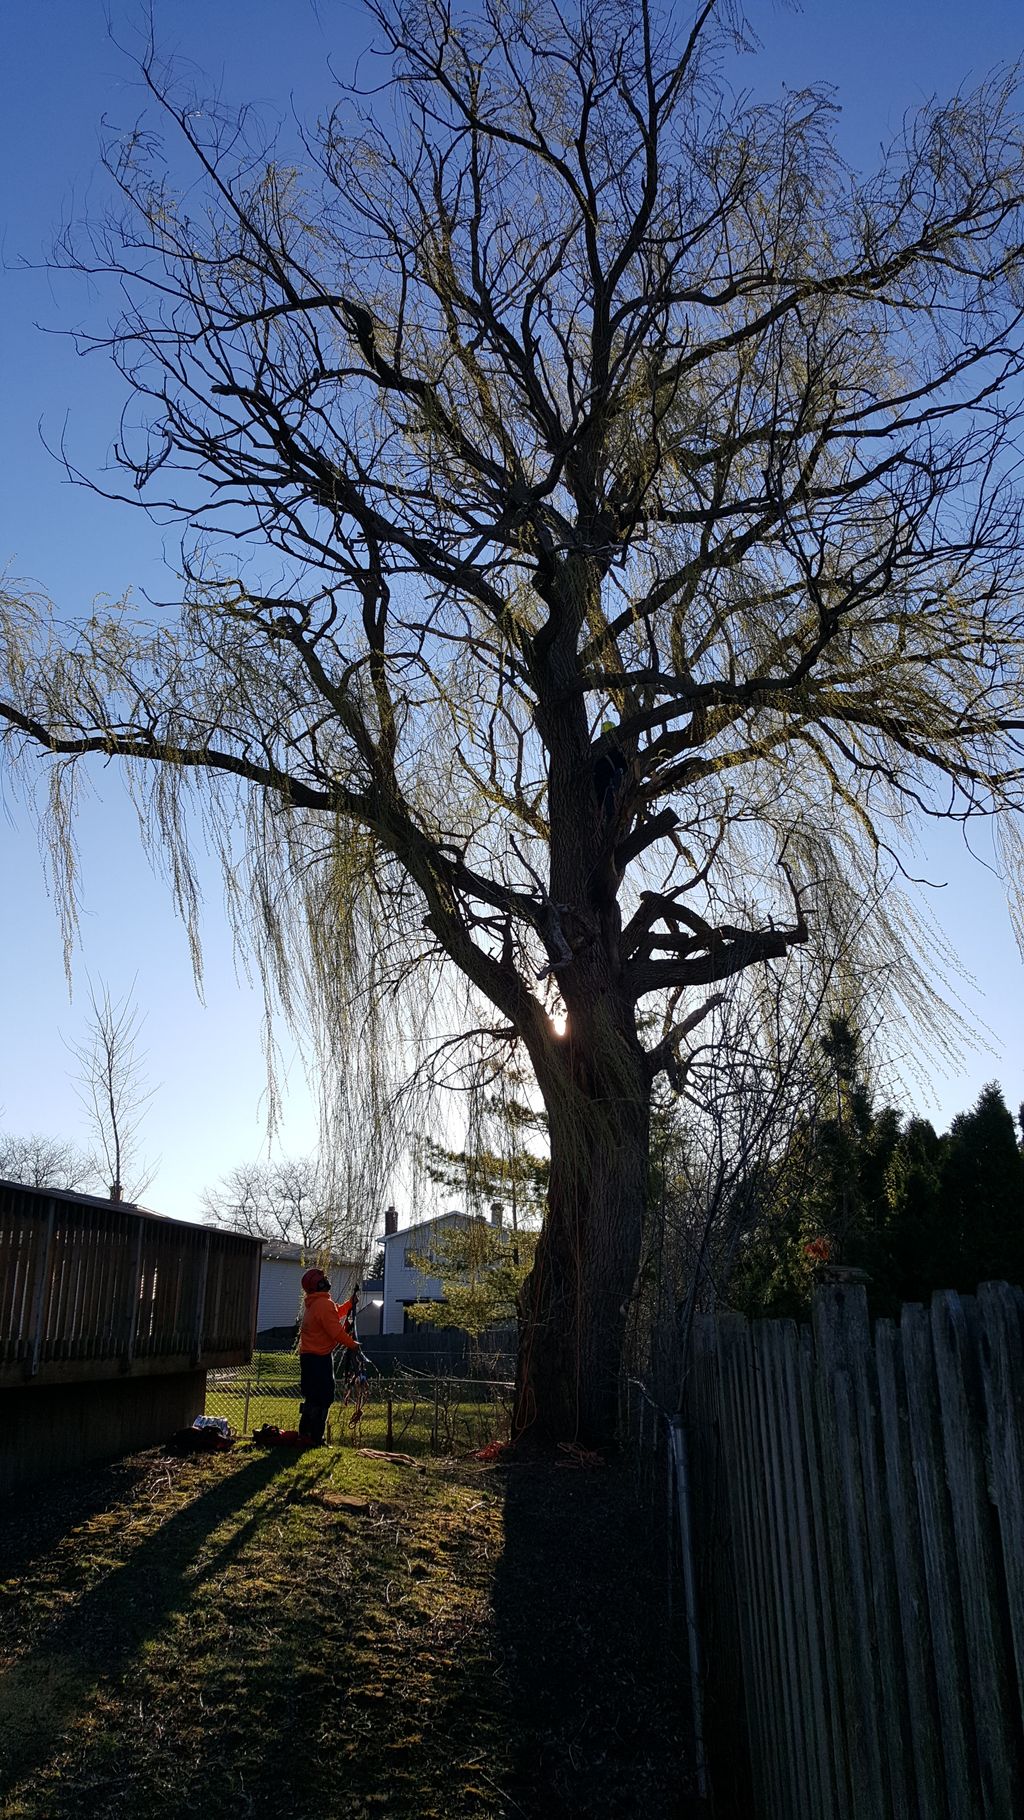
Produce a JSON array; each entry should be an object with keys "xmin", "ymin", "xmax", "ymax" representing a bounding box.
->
[
  {"xmin": 717, "ymin": 1316, "xmax": 783, "ymax": 1817},
  {"xmin": 976, "ymin": 1282, "xmax": 1024, "ymax": 1746},
  {"xmin": 901, "ymin": 1300, "xmax": 980, "ymax": 1820},
  {"xmin": 775, "ymin": 1321, "xmax": 837, "ymax": 1820},
  {"xmin": 844, "ymin": 1287, "xmax": 913, "ymax": 1819},
  {"xmin": 931, "ymin": 1292, "xmax": 1022, "ymax": 1810},
  {"xmin": 814, "ymin": 1288, "xmax": 888, "ymax": 1819},
  {"xmin": 875, "ymin": 1318, "xmax": 948, "ymax": 1818},
  {"xmin": 689, "ymin": 1315, "xmax": 755, "ymax": 1816},
  {"xmin": 677, "ymin": 1281, "xmax": 1024, "ymax": 1820},
  {"xmin": 795, "ymin": 1321, "xmax": 850, "ymax": 1816}
]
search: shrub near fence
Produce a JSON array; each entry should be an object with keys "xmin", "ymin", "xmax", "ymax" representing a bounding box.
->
[{"xmin": 678, "ymin": 1280, "xmax": 1024, "ymax": 1820}]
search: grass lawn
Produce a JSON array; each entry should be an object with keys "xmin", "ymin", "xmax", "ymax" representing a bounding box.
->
[{"xmin": 0, "ymin": 1443, "xmax": 692, "ymax": 1820}]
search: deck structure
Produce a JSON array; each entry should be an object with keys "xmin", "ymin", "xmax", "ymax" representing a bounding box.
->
[{"xmin": 0, "ymin": 1179, "xmax": 261, "ymax": 1493}]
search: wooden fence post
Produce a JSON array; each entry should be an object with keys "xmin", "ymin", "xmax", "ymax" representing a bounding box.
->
[
  {"xmin": 750, "ymin": 1319, "xmax": 806, "ymax": 1813},
  {"xmin": 123, "ymin": 1221, "xmax": 144, "ymax": 1369},
  {"xmin": 664, "ymin": 1421, "xmax": 675, "ymax": 1629},
  {"xmin": 669, "ymin": 1416, "xmax": 709, "ymax": 1800},
  {"xmin": 840, "ymin": 1290, "xmax": 913, "ymax": 1820},
  {"xmin": 192, "ymin": 1233, "xmax": 210, "ymax": 1365}
]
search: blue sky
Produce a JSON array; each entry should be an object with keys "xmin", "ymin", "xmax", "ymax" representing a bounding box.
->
[{"xmin": 2, "ymin": 0, "xmax": 1024, "ymax": 1222}]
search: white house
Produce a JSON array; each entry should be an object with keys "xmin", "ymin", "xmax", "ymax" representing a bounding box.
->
[
  {"xmin": 256, "ymin": 1241, "xmax": 377, "ymax": 1337},
  {"xmin": 380, "ymin": 1204, "xmax": 507, "ymax": 1334}
]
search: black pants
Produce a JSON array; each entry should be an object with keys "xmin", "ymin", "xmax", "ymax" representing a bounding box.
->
[{"xmin": 298, "ymin": 1351, "xmax": 335, "ymax": 1442}]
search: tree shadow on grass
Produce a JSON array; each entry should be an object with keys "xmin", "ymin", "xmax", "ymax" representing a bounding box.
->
[
  {"xmin": 0, "ymin": 1449, "xmax": 305, "ymax": 1800},
  {"xmin": 489, "ymin": 1458, "xmax": 694, "ymax": 1820},
  {"xmin": 0, "ymin": 1452, "xmax": 513, "ymax": 1820},
  {"xmin": 0, "ymin": 1455, "xmax": 156, "ymax": 1585},
  {"xmin": 0, "ymin": 1446, "xmax": 698, "ymax": 1820}
]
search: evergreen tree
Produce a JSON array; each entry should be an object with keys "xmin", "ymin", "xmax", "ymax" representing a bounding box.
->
[
  {"xmin": 407, "ymin": 1221, "xmax": 538, "ymax": 1341},
  {"xmin": 940, "ymin": 1083, "xmax": 1024, "ymax": 1289},
  {"xmin": 875, "ymin": 1116, "xmax": 948, "ymax": 1307},
  {"xmin": 729, "ymin": 1025, "xmax": 1024, "ymax": 1316}
]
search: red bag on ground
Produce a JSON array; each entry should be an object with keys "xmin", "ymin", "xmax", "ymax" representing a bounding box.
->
[{"xmin": 251, "ymin": 1425, "xmax": 316, "ymax": 1448}]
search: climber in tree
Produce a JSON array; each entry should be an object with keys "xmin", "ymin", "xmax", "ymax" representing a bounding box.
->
[{"xmin": 592, "ymin": 722, "xmax": 629, "ymax": 824}]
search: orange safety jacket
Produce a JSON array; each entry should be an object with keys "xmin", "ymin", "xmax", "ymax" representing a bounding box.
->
[{"xmin": 299, "ymin": 1291, "xmax": 358, "ymax": 1356}]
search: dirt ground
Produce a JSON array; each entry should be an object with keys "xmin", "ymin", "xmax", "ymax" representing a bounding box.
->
[{"xmin": 0, "ymin": 1442, "xmax": 695, "ymax": 1820}]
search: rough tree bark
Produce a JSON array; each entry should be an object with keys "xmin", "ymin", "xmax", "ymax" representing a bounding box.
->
[{"xmin": 520, "ymin": 1005, "xmax": 650, "ymax": 1446}]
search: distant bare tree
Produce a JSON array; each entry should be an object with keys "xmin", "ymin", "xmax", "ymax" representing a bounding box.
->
[
  {"xmin": 70, "ymin": 985, "xmax": 156, "ymax": 1202},
  {"xmin": 202, "ymin": 1153, "xmax": 356, "ymax": 1254},
  {"xmin": 0, "ymin": 1129, "xmax": 98, "ymax": 1193}
]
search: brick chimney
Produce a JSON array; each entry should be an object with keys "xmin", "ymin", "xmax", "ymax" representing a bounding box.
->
[
  {"xmin": 490, "ymin": 1201, "xmax": 504, "ymax": 1227},
  {"xmin": 384, "ymin": 1205, "xmax": 398, "ymax": 1236}
]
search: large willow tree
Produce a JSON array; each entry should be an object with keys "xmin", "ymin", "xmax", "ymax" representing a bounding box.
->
[{"xmin": 5, "ymin": 0, "xmax": 1024, "ymax": 1442}]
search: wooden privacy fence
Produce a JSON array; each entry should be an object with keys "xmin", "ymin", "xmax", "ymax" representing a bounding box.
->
[
  {"xmin": 0, "ymin": 1178, "xmax": 261, "ymax": 1384},
  {"xmin": 680, "ymin": 1281, "xmax": 1024, "ymax": 1820}
]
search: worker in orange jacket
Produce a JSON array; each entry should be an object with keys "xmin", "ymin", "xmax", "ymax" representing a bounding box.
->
[{"xmin": 297, "ymin": 1267, "xmax": 359, "ymax": 1444}]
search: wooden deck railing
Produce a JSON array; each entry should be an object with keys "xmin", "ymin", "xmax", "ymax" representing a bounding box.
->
[{"xmin": 0, "ymin": 1179, "xmax": 261, "ymax": 1386}]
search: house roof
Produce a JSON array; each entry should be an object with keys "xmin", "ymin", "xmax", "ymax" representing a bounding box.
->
[
  {"xmin": 260, "ymin": 1239, "xmax": 360, "ymax": 1267},
  {"xmin": 385, "ymin": 1211, "xmax": 473, "ymax": 1242}
]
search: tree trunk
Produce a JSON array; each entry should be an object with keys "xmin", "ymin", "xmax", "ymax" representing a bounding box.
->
[
  {"xmin": 516, "ymin": 582, "xmax": 650, "ymax": 1447},
  {"xmin": 515, "ymin": 999, "xmax": 649, "ymax": 1448}
]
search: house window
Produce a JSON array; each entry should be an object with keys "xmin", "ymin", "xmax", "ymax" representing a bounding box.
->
[{"xmin": 403, "ymin": 1247, "xmax": 417, "ymax": 1267}]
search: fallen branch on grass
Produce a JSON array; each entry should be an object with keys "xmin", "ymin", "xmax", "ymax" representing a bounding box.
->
[{"xmin": 357, "ymin": 1448, "xmax": 426, "ymax": 1471}]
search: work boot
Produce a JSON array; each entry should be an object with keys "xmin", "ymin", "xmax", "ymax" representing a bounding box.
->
[{"xmin": 303, "ymin": 1403, "xmax": 329, "ymax": 1445}]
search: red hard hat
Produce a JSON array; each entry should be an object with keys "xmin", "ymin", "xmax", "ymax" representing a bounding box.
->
[{"xmin": 301, "ymin": 1267, "xmax": 328, "ymax": 1292}]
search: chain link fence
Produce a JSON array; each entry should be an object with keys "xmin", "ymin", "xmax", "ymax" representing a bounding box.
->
[{"xmin": 204, "ymin": 1349, "xmax": 512, "ymax": 1455}]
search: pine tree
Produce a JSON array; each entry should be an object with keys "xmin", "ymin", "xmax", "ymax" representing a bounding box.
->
[
  {"xmin": 940, "ymin": 1083, "xmax": 1024, "ymax": 1289},
  {"xmin": 876, "ymin": 1116, "xmax": 948, "ymax": 1306}
]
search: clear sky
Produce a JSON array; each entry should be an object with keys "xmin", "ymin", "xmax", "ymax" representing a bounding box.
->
[{"xmin": 2, "ymin": 0, "xmax": 1024, "ymax": 1224}]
